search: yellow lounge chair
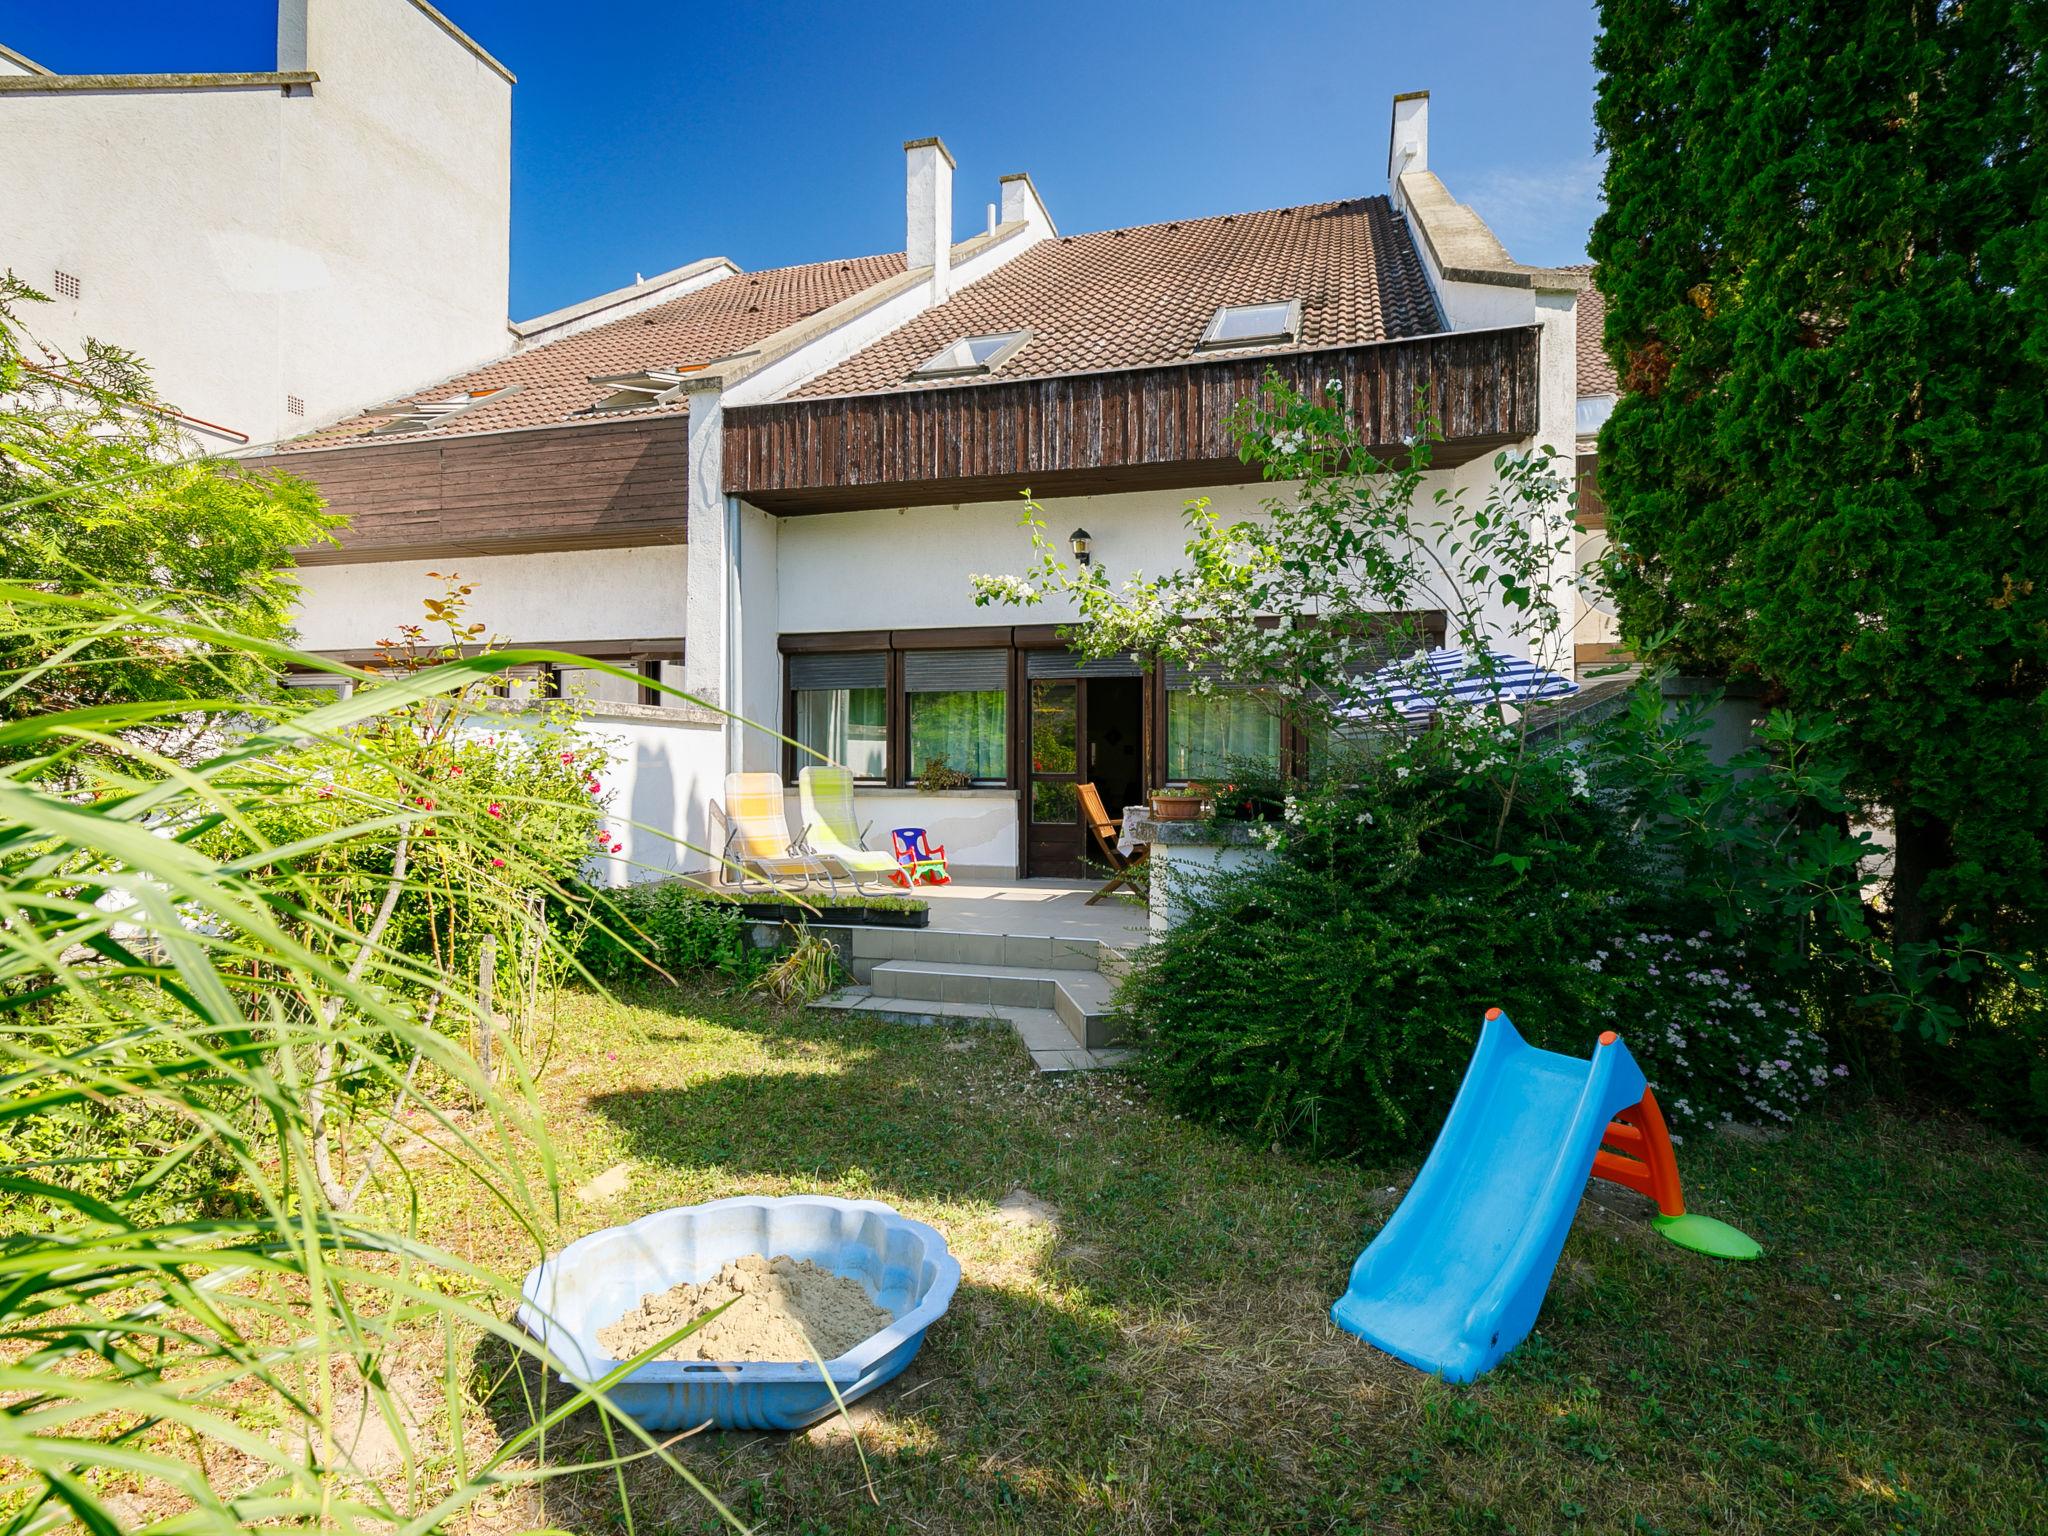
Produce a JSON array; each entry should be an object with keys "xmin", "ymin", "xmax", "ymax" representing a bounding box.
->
[
  {"xmin": 721, "ymin": 771, "xmax": 831, "ymax": 892},
  {"xmin": 797, "ymin": 765, "xmax": 903, "ymax": 895}
]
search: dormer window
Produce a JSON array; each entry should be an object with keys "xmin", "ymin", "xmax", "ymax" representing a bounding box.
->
[
  {"xmin": 1198, "ymin": 300, "xmax": 1302, "ymax": 352},
  {"xmin": 362, "ymin": 385, "xmax": 519, "ymax": 435},
  {"xmin": 586, "ymin": 365, "xmax": 707, "ymax": 412},
  {"xmin": 909, "ymin": 329, "xmax": 1031, "ymax": 379}
]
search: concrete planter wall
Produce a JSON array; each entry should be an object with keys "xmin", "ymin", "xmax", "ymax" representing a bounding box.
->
[
  {"xmin": 1124, "ymin": 812, "xmax": 1276, "ymax": 933},
  {"xmin": 1660, "ymin": 675, "xmax": 1768, "ymax": 767}
]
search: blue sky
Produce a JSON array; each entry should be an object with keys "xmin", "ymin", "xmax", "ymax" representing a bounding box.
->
[{"xmin": 7, "ymin": 1, "xmax": 1606, "ymax": 321}]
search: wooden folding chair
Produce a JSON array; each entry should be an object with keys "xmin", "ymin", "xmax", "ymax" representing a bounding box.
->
[{"xmin": 1079, "ymin": 782, "xmax": 1147, "ymax": 906}]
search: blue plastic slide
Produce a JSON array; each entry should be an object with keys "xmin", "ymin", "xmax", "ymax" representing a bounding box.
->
[{"xmin": 1332, "ymin": 1009, "xmax": 1649, "ymax": 1382}]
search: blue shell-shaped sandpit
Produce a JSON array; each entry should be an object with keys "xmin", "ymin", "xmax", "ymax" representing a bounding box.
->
[{"xmin": 516, "ymin": 1195, "xmax": 960, "ymax": 1431}]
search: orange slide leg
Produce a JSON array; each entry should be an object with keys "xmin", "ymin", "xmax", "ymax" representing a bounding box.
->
[
  {"xmin": 1591, "ymin": 1089, "xmax": 1762, "ymax": 1260},
  {"xmin": 1592, "ymin": 1090, "xmax": 1686, "ymax": 1218}
]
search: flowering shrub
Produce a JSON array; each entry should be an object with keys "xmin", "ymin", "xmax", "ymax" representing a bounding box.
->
[{"xmin": 1588, "ymin": 930, "xmax": 1842, "ymax": 1134}]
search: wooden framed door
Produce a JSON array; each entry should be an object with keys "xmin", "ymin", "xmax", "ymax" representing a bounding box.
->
[{"xmin": 1025, "ymin": 676, "xmax": 1086, "ymax": 877}]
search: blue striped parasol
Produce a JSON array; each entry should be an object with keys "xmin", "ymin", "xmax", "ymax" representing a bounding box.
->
[{"xmin": 1341, "ymin": 646, "xmax": 1579, "ymax": 722}]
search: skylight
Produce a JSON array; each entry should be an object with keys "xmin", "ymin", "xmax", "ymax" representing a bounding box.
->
[
  {"xmin": 362, "ymin": 385, "xmax": 519, "ymax": 435},
  {"xmin": 909, "ymin": 329, "xmax": 1031, "ymax": 379},
  {"xmin": 586, "ymin": 366, "xmax": 706, "ymax": 412},
  {"xmin": 1198, "ymin": 300, "xmax": 1302, "ymax": 351}
]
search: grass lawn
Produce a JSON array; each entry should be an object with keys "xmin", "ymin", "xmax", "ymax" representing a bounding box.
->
[{"xmin": 421, "ymin": 985, "xmax": 2048, "ymax": 1535}]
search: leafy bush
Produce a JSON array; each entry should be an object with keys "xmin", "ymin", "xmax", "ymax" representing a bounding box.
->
[
  {"xmin": 1596, "ymin": 680, "xmax": 2044, "ymax": 1131},
  {"xmin": 1122, "ymin": 737, "xmax": 1641, "ymax": 1159},
  {"xmin": 582, "ymin": 879, "xmax": 771, "ymax": 985}
]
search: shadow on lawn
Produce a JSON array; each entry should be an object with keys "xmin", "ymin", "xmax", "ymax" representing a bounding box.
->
[{"xmin": 575, "ymin": 1020, "xmax": 1373, "ymax": 1306}]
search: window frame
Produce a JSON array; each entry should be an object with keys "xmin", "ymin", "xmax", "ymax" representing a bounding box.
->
[
  {"xmin": 908, "ymin": 328, "xmax": 1033, "ymax": 380},
  {"xmin": 784, "ymin": 649, "xmax": 895, "ymax": 785},
  {"xmin": 1195, "ymin": 298, "xmax": 1303, "ymax": 352},
  {"xmin": 362, "ymin": 384, "xmax": 522, "ymax": 435}
]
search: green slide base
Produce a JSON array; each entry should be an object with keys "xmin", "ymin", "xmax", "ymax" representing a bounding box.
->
[{"xmin": 1653, "ymin": 1212, "xmax": 1763, "ymax": 1261}]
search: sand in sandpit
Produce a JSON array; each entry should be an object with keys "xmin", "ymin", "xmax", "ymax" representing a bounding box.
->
[{"xmin": 596, "ymin": 1253, "xmax": 893, "ymax": 1364}]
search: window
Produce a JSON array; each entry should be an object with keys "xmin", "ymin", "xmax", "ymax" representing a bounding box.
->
[
  {"xmin": 284, "ymin": 672, "xmax": 353, "ymax": 702},
  {"xmin": 905, "ymin": 650, "xmax": 1007, "ymax": 783},
  {"xmin": 555, "ymin": 665, "xmax": 643, "ymax": 707},
  {"xmin": 909, "ymin": 329, "xmax": 1031, "ymax": 379},
  {"xmin": 649, "ymin": 659, "xmax": 692, "ymax": 708},
  {"xmin": 586, "ymin": 366, "xmax": 706, "ymax": 412},
  {"xmin": 789, "ymin": 652, "xmax": 888, "ymax": 780},
  {"xmin": 362, "ymin": 385, "xmax": 520, "ymax": 435},
  {"xmin": 1197, "ymin": 299, "xmax": 1302, "ymax": 352},
  {"xmin": 1164, "ymin": 662, "xmax": 1281, "ymax": 781}
]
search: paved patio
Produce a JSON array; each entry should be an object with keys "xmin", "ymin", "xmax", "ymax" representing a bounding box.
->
[{"xmin": 914, "ymin": 876, "xmax": 1148, "ymax": 946}]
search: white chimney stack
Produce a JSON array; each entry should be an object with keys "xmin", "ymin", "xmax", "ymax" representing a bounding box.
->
[
  {"xmin": 1387, "ymin": 91, "xmax": 1430, "ymax": 208},
  {"xmin": 998, "ymin": 172, "xmax": 1058, "ymax": 238},
  {"xmin": 904, "ymin": 136, "xmax": 955, "ymax": 301}
]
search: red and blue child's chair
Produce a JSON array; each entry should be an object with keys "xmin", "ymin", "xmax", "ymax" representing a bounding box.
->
[{"xmin": 890, "ymin": 828, "xmax": 951, "ymax": 887}]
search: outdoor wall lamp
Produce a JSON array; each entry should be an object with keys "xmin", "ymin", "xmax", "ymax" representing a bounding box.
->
[{"xmin": 1069, "ymin": 528, "xmax": 1093, "ymax": 565}]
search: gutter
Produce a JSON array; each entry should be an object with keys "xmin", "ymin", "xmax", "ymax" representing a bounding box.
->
[
  {"xmin": 21, "ymin": 360, "xmax": 249, "ymax": 444},
  {"xmin": 0, "ymin": 71, "xmax": 317, "ymax": 94}
]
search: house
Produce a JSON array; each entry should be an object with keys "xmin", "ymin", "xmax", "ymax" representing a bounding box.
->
[
  {"xmin": 247, "ymin": 91, "xmax": 1595, "ymax": 885},
  {"xmin": 0, "ymin": 0, "xmax": 513, "ymax": 449}
]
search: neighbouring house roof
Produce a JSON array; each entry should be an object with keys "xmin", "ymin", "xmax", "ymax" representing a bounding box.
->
[
  {"xmin": 277, "ymin": 251, "xmax": 907, "ymax": 450},
  {"xmin": 1567, "ymin": 266, "xmax": 1617, "ymax": 397},
  {"xmin": 789, "ymin": 196, "xmax": 1443, "ymax": 399}
]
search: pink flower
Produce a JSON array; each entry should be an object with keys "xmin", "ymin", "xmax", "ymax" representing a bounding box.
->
[
  {"xmin": 559, "ymin": 751, "xmax": 575, "ymax": 764},
  {"xmin": 490, "ymin": 857, "xmax": 506, "ymax": 868},
  {"xmin": 487, "ymin": 802, "xmax": 503, "ymax": 818},
  {"xmin": 450, "ymin": 765, "xmax": 464, "ymax": 776},
  {"xmin": 585, "ymin": 779, "xmax": 601, "ymax": 794}
]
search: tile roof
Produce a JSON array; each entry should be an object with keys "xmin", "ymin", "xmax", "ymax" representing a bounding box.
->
[
  {"xmin": 278, "ymin": 251, "xmax": 907, "ymax": 450},
  {"xmin": 1566, "ymin": 266, "xmax": 1617, "ymax": 396},
  {"xmin": 790, "ymin": 196, "xmax": 1442, "ymax": 399}
]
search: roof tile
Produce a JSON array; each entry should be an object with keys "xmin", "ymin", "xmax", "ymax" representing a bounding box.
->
[
  {"xmin": 791, "ymin": 196, "xmax": 1441, "ymax": 398},
  {"xmin": 1565, "ymin": 266, "xmax": 1618, "ymax": 396},
  {"xmin": 278, "ymin": 251, "xmax": 905, "ymax": 450}
]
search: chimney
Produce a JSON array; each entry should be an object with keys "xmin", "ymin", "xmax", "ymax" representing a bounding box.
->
[
  {"xmin": 277, "ymin": 0, "xmax": 310, "ymax": 72},
  {"xmin": 998, "ymin": 172, "xmax": 1058, "ymax": 238},
  {"xmin": 904, "ymin": 136, "xmax": 955, "ymax": 300},
  {"xmin": 1387, "ymin": 91, "xmax": 1430, "ymax": 206}
]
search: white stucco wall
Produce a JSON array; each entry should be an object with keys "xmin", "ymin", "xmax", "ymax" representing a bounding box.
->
[
  {"xmin": 0, "ymin": 0, "xmax": 511, "ymax": 449},
  {"xmin": 768, "ymin": 459, "xmax": 1543, "ymax": 644},
  {"xmin": 733, "ymin": 503, "xmax": 783, "ymax": 773},
  {"xmin": 291, "ymin": 546, "xmax": 687, "ymax": 652},
  {"xmin": 782, "ymin": 787, "xmax": 1020, "ymax": 877},
  {"xmin": 533, "ymin": 708, "xmax": 728, "ymax": 886}
]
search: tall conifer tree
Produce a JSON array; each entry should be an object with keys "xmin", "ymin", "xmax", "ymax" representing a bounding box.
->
[{"xmin": 1589, "ymin": 0, "xmax": 2048, "ymax": 946}]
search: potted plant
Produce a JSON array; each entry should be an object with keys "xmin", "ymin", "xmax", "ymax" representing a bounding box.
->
[
  {"xmin": 916, "ymin": 757, "xmax": 971, "ymax": 792},
  {"xmin": 1149, "ymin": 782, "xmax": 1212, "ymax": 821}
]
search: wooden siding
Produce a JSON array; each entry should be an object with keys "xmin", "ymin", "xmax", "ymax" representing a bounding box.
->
[
  {"xmin": 248, "ymin": 417, "xmax": 688, "ymax": 565},
  {"xmin": 724, "ymin": 327, "xmax": 1541, "ymax": 514}
]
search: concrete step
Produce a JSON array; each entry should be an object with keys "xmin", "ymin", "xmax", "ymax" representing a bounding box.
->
[
  {"xmin": 811, "ymin": 987, "xmax": 1134, "ymax": 1074},
  {"xmin": 843, "ymin": 926, "xmax": 1102, "ymax": 972},
  {"xmin": 869, "ymin": 960, "xmax": 1129, "ymax": 1051}
]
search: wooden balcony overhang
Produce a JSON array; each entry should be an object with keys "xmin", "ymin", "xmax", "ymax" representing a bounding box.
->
[
  {"xmin": 722, "ymin": 325, "xmax": 1540, "ymax": 516},
  {"xmin": 249, "ymin": 414, "xmax": 687, "ymax": 566}
]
